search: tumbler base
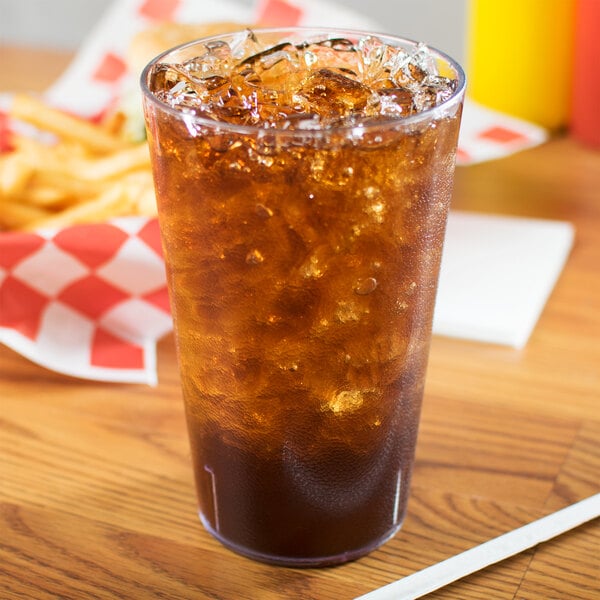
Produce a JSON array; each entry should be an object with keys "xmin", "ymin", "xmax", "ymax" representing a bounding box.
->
[{"xmin": 199, "ymin": 512, "xmax": 403, "ymax": 568}]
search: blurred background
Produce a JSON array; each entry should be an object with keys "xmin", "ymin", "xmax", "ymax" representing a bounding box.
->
[
  {"xmin": 2, "ymin": 0, "xmax": 592, "ymax": 138},
  {"xmin": 0, "ymin": 0, "xmax": 468, "ymax": 64}
]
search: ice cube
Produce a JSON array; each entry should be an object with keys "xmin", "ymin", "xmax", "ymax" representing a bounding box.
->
[
  {"xmin": 300, "ymin": 37, "xmax": 360, "ymax": 74},
  {"xmin": 358, "ymin": 36, "xmax": 404, "ymax": 85},
  {"xmin": 378, "ymin": 87, "xmax": 415, "ymax": 116},
  {"xmin": 149, "ymin": 32, "xmax": 459, "ymax": 129},
  {"xmin": 182, "ymin": 40, "xmax": 232, "ymax": 79},
  {"xmin": 296, "ymin": 68, "xmax": 373, "ymax": 119}
]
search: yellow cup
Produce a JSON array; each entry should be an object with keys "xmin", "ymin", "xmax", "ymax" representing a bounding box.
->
[{"xmin": 467, "ymin": 0, "xmax": 576, "ymax": 130}]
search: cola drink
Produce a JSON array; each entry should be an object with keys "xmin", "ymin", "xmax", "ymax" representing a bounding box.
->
[{"xmin": 142, "ymin": 28, "xmax": 465, "ymax": 566}]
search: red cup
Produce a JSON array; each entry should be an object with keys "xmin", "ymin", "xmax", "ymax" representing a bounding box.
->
[{"xmin": 570, "ymin": 0, "xmax": 600, "ymax": 147}]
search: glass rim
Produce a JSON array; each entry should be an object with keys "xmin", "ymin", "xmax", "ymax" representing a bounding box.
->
[{"xmin": 140, "ymin": 26, "xmax": 466, "ymax": 136}]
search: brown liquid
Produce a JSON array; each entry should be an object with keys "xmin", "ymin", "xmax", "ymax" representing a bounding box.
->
[
  {"xmin": 144, "ymin": 30, "xmax": 463, "ymax": 565},
  {"xmin": 188, "ymin": 401, "xmax": 418, "ymax": 564}
]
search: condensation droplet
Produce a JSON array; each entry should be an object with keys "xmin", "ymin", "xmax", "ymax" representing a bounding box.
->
[
  {"xmin": 255, "ymin": 203, "xmax": 274, "ymax": 218},
  {"xmin": 354, "ymin": 277, "xmax": 378, "ymax": 295}
]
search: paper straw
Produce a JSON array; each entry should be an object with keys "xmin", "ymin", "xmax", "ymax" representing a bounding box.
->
[{"xmin": 355, "ymin": 493, "xmax": 600, "ymax": 600}]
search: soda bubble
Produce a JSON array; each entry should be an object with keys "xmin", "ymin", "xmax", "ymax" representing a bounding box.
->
[{"xmin": 255, "ymin": 203, "xmax": 274, "ymax": 218}]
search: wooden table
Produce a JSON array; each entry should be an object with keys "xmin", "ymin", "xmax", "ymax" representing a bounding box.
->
[{"xmin": 1, "ymin": 47, "xmax": 599, "ymax": 600}]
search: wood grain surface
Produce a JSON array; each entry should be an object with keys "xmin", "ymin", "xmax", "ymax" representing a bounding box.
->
[{"xmin": 1, "ymin": 47, "xmax": 599, "ymax": 599}]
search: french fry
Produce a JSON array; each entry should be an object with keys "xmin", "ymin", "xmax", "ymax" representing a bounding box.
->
[
  {"xmin": 0, "ymin": 198, "xmax": 51, "ymax": 230},
  {"xmin": 0, "ymin": 152, "xmax": 34, "ymax": 196},
  {"xmin": 12, "ymin": 185, "xmax": 75, "ymax": 208},
  {"xmin": 100, "ymin": 110, "xmax": 127, "ymax": 138},
  {"xmin": 23, "ymin": 184, "xmax": 135, "ymax": 231},
  {"xmin": 14, "ymin": 141, "xmax": 150, "ymax": 183},
  {"xmin": 10, "ymin": 94, "xmax": 127, "ymax": 154},
  {"xmin": 119, "ymin": 170, "xmax": 157, "ymax": 216},
  {"xmin": 63, "ymin": 143, "xmax": 151, "ymax": 181},
  {"xmin": 18, "ymin": 171, "xmax": 105, "ymax": 207},
  {"xmin": 133, "ymin": 183, "xmax": 159, "ymax": 216},
  {"xmin": 0, "ymin": 94, "xmax": 157, "ymax": 232}
]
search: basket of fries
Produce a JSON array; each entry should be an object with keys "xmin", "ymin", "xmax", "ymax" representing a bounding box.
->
[
  {"xmin": 0, "ymin": 92, "xmax": 174, "ymax": 384},
  {"xmin": 0, "ymin": 94, "xmax": 155, "ymax": 231}
]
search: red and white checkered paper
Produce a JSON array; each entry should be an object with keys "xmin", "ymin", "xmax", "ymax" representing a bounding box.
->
[
  {"xmin": 0, "ymin": 0, "xmax": 550, "ymax": 383},
  {"xmin": 0, "ymin": 218, "xmax": 171, "ymax": 384}
]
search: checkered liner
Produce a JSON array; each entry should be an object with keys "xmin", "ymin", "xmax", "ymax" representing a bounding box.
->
[
  {"xmin": 0, "ymin": 217, "xmax": 171, "ymax": 383},
  {"xmin": 0, "ymin": 0, "xmax": 549, "ymax": 383}
]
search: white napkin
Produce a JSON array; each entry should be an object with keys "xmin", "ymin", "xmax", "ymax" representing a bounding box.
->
[{"xmin": 433, "ymin": 211, "xmax": 575, "ymax": 348}]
